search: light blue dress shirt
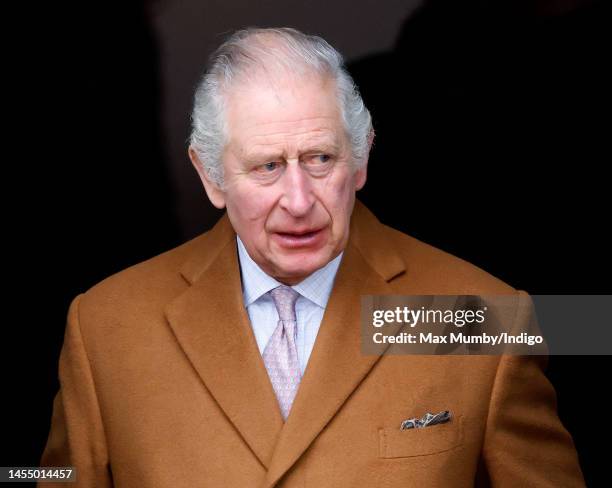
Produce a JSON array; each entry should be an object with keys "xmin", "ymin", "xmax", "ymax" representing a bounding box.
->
[{"xmin": 236, "ymin": 236, "xmax": 343, "ymax": 375}]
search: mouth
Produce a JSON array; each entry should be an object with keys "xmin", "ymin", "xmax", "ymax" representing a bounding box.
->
[{"xmin": 271, "ymin": 227, "xmax": 326, "ymax": 249}]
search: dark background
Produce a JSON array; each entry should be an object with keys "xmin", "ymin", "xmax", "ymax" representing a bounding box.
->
[{"xmin": 5, "ymin": 0, "xmax": 610, "ymax": 485}]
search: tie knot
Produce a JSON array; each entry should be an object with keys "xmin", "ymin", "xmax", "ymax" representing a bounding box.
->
[{"xmin": 270, "ymin": 285, "xmax": 299, "ymax": 323}]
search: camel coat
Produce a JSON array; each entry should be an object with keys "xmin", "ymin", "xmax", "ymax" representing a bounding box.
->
[{"xmin": 40, "ymin": 201, "xmax": 585, "ymax": 487}]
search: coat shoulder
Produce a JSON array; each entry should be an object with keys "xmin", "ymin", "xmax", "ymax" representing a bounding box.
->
[
  {"xmin": 77, "ymin": 226, "xmax": 218, "ymax": 320},
  {"xmin": 382, "ymin": 224, "xmax": 517, "ymax": 295}
]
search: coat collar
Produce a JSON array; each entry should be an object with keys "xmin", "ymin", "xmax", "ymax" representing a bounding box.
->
[
  {"xmin": 178, "ymin": 200, "xmax": 406, "ymax": 287},
  {"xmin": 166, "ymin": 200, "xmax": 407, "ymax": 484}
]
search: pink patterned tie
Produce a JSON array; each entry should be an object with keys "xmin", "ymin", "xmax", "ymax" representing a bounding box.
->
[{"xmin": 263, "ymin": 285, "xmax": 301, "ymax": 420}]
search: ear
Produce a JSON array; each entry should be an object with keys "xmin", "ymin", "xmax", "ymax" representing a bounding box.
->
[
  {"xmin": 188, "ymin": 147, "xmax": 226, "ymax": 209},
  {"xmin": 354, "ymin": 128, "xmax": 374, "ymax": 191},
  {"xmin": 354, "ymin": 162, "xmax": 368, "ymax": 191}
]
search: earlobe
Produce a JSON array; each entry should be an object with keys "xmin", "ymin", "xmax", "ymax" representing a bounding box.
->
[
  {"xmin": 354, "ymin": 163, "xmax": 368, "ymax": 191},
  {"xmin": 188, "ymin": 147, "xmax": 226, "ymax": 209}
]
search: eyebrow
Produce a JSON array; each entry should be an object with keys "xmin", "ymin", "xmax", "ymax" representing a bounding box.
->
[{"xmin": 243, "ymin": 140, "xmax": 341, "ymax": 163}]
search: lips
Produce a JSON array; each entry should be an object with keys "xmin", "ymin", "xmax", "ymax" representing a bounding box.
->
[
  {"xmin": 277, "ymin": 228, "xmax": 320, "ymax": 237},
  {"xmin": 271, "ymin": 227, "xmax": 326, "ymax": 249}
]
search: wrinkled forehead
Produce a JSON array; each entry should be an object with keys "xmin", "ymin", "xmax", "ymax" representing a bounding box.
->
[{"xmin": 222, "ymin": 72, "xmax": 345, "ymax": 145}]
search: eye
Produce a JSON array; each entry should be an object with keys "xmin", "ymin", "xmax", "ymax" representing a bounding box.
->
[
  {"xmin": 303, "ymin": 154, "xmax": 333, "ymax": 166},
  {"xmin": 251, "ymin": 161, "xmax": 284, "ymax": 181},
  {"xmin": 254, "ymin": 161, "xmax": 281, "ymax": 173},
  {"xmin": 302, "ymin": 154, "xmax": 334, "ymax": 176}
]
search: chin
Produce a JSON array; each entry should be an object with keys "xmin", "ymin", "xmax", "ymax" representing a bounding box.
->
[{"xmin": 274, "ymin": 255, "xmax": 328, "ymax": 283}]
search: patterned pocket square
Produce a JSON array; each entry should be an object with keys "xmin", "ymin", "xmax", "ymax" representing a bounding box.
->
[{"xmin": 400, "ymin": 410, "xmax": 452, "ymax": 430}]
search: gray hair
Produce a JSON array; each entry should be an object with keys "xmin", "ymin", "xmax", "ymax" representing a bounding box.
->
[{"xmin": 189, "ymin": 27, "xmax": 373, "ymax": 187}]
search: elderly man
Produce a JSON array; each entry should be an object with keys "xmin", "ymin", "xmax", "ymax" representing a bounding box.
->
[{"xmin": 40, "ymin": 28, "xmax": 584, "ymax": 487}]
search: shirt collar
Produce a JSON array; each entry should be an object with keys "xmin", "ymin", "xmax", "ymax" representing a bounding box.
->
[{"xmin": 236, "ymin": 235, "xmax": 343, "ymax": 309}]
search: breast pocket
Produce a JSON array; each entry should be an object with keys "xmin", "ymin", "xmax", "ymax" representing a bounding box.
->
[{"xmin": 378, "ymin": 415, "xmax": 464, "ymax": 459}]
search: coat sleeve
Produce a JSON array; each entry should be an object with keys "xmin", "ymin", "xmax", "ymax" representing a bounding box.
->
[
  {"xmin": 480, "ymin": 291, "xmax": 586, "ymax": 487},
  {"xmin": 39, "ymin": 294, "xmax": 113, "ymax": 488}
]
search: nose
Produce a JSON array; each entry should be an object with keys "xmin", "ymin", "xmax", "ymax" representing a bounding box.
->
[{"xmin": 278, "ymin": 161, "xmax": 315, "ymax": 217}]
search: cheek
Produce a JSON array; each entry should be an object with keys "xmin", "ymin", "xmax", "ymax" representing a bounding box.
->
[
  {"xmin": 327, "ymin": 172, "xmax": 356, "ymax": 212},
  {"xmin": 227, "ymin": 186, "xmax": 277, "ymax": 229},
  {"xmin": 319, "ymin": 172, "xmax": 357, "ymax": 231}
]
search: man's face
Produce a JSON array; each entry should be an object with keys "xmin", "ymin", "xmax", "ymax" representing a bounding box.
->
[{"xmin": 191, "ymin": 74, "xmax": 367, "ymax": 285}]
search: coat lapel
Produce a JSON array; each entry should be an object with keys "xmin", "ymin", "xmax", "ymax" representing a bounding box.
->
[
  {"xmin": 164, "ymin": 201, "xmax": 407, "ymax": 484},
  {"xmin": 164, "ymin": 216, "xmax": 283, "ymax": 469},
  {"xmin": 261, "ymin": 202, "xmax": 407, "ymax": 487}
]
